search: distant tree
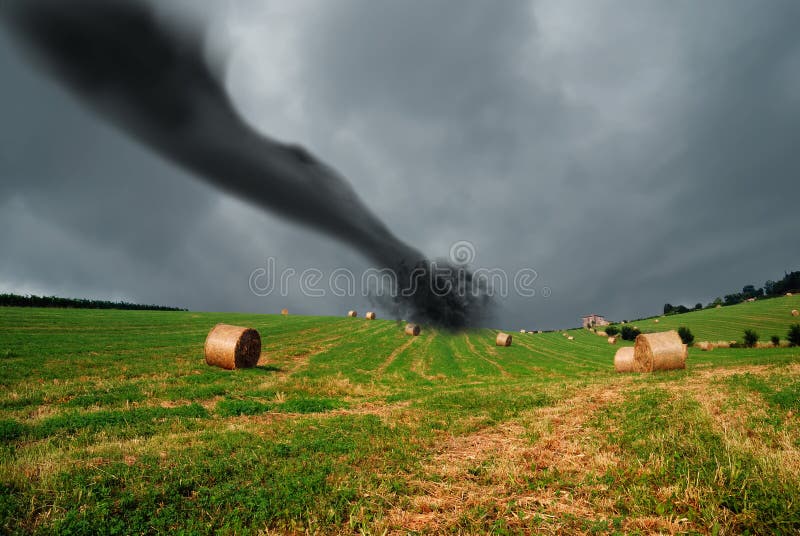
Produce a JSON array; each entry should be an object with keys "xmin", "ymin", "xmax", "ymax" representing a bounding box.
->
[
  {"xmin": 663, "ymin": 303, "xmax": 674, "ymax": 315},
  {"xmin": 621, "ymin": 326, "xmax": 641, "ymax": 341},
  {"xmin": 765, "ymin": 271, "xmax": 800, "ymax": 297},
  {"xmin": 0, "ymin": 293, "xmax": 186, "ymax": 311},
  {"xmin": 709, "ymin": 297, "xmax": 723, "ymax": 308},
  {"xmin": 770, "ymin": 335, "xmax": 781, "ymax": 347},
  {"xmin": 788, "ymin": 324, "xmax": 800, "ymax": 348},
  {"xmin": 677, "ymin": 327, "xmax": 694, "ymax": 345},
  {"xmin": 694, "ymin": 303, "xmax": 703, "ymax": 310},
  {"xmin": 605, "ymin": 325, "xmax": 620, "ymax": 337},
  {"xmin": 724, "ymin": 293, "xmax": 743, "ymax": 306},
  {"xmin": 743, "ymin": 329, "xmax": 759, "ymax": 348}
]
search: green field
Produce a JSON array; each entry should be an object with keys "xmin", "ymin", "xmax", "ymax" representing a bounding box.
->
[
  {"xmin": 1, "ymin": 300, "xmax": 800, "ymax": 534},
  {"xmin": 623, "ymin": 295, "xmax": 800, "ymax": 343}
]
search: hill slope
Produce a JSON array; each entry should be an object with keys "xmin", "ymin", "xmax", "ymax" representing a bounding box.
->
[{"xmin": 621, "ymin": 294, "xmax": 800, "ymax": 342}]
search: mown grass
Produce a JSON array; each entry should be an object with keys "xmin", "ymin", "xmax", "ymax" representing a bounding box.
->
[
  {"xmin": 624, "ymin": 294, "xmax": 800, "ymax": 342},
  {"xmin": 1, "ymin": 304, "xmax": 799, "ymax": 534}
]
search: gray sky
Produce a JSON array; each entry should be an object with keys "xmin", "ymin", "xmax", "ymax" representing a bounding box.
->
[{"xmin": 1, "ymin": 0, "xmax": 798, "ymax": 330}]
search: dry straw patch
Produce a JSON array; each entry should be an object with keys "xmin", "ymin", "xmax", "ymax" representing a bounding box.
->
[
  {"xmin": 381, "ymin": 380, "xmax": 632, "ymax": 533},
  {"xmin": 662, "ymin": 365, "xmax": 800, "ymax": 481}
]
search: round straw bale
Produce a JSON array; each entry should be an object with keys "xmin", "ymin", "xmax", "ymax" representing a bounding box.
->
[
  {"xmin": 562, "ymin": 332, "xmax": 568, "ymax": 337},
  {"xmin": 654, "ymin": 319, "xmax": 659, "ymax": 323},
  {"xmin": 537, "ymin": 330, "xmax": 543, "ymax": 334},
  {"xmin": 786, "ymin": 292, "xmax": 793, "ymax": 297},
  {"xmin": 567, "ymin": 336, "xmax": 574, "ymax": 340},
  {"xmin": 792, "ymin": 309, "xmax": 799, "ymax": 317},
  {"xmin": 597, "ymin": 330, "xmax": 608, "ymax": 337},
  {"xmin": 404, "ymin": 323, "xmax": 420, "ymax": 336},
  {"xmin": 696, "ymin": 341, "xmax": 713, "ymax": 351},
  {"xmin": 614, "ymin": 347, "xmax": 635, "ymax": 373},
  {"xmin": 608, "ymin": 336, "xmax": 617, "ymax": 344},
  {"xmin": 520, "ymin": 329, "xmax": 526, "ymax": 333},
  {"xmin": 365, "ymin": 311, "xmax": 376, "ymax": 320},
  {"xmin": 280, "ymin": 308, "xmax": 288, "ymax": 315},
  {"xmin": 204, "ymin": 324, "xmax": 261, "ymax": 370},
  {"xmin": 633, "ymin": 330, "xmax": 687, "ymax": 372},
  {"xmin": 496, "ymin": 332, "xmax": 512, "ymax": 346},
  {"xmin": 715, "ymin": 304, "xmax": 722, "ymax": 308},
  {"xmin": 347, "ymin": 310, "xmax": 357, "ymax": 317}
]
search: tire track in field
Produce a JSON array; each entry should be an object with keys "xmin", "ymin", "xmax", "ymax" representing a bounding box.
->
[
  {"xmin": 409, "ymin": 332, "xmax": 438, "ymax": 381},
  {"xmin": 375, "ymin": 336, "xmax": 419, "ymax": 377},
  {"xmin": 463, "ymin": 333, "xmax": 510, "ymax": 377},
  {"xmin": 513, "ymin": 335, "xmax": 606, "ymax": 370},
  {"xmin": 262, "ymin": 322, "xmax": 377, "ymax": 376}
]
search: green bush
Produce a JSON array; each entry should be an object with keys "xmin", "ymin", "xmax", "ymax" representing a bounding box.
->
[
  {"xmin": 605, "ymin": 325, "xmax": 620, "ymax": 337},
  {"xmin": 743, "ymin": 329, "xmax": 759, "ymax": 348},
  {"xmin": 770, "ymin": 335, "xmax": 781, "ymax": 347},
  {"xmin": 620, "ymin": 326, "xmax": 641, "ymax": 341},
  {"xmin": 788, "ymin": 324, "xmax": 800, "ymax": 347},
  {"xmin": 677, "ymin": 327, "xmax": 694, "ymax": 345}
]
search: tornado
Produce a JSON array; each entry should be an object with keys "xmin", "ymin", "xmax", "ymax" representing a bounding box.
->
[{"xmin": 1, "ymin": 0, "xmax": 490, "ymax": 329}]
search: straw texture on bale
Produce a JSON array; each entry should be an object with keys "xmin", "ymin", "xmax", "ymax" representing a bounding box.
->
[
  {"xmin": 696, "ymin": 341, "xmax": 713, "ymax": 351},
  {"xmin": 567, "ymin": 336, "xmax": 574, "ymax": 340},
  {"xmin": 365, "ymin": 311, "xmax": 376, "ymax": 320},
  {"xmin": 608, "ymin": 336, "xmax": 617, "ymax": 345},
  {"xmin": 404, "ymin": 323, "xmax": 421, "ymax": 336},
  {"xmin": 792, "ymin": 309, "xmax": 799, "ymax": 317},
  {"xmin": 204, "ymin": 323, "xmax": 261, "ymax": 370},
  {"xmin": 347, "ymin": 310, "xmax": 357, "ymax": 317},
  {"xmin": 280, "ymin": 308, "xmax": 288, "ymax": 315},
  {"xmin": 654, "ymin": 319, "xmax": 660, "ymax": 323},
  {"xmin": 614, "ymin": 347, "xmax": 635, "ymax": 373},
  {"xmin": 597, "ymin": 330, "xmax": 608, "ymax": 337},
  {"xmin": 787, "ymin": 292, "xmax": 793, "ymax": 297},
  {"xmin": 633, "ymin": 330, "xmax": 687, "ymax": 372},
  {"xmin": 496, "ymin": 332, "xmax": 512, "ymax": 346}
]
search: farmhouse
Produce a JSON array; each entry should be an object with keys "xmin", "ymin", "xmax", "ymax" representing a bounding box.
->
[{"xmin": 582, "ymin": 313, "xmax": 610, "ymax": 328}]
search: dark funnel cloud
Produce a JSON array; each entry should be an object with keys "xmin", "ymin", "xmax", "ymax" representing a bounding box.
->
[{"xmin": 1, "ymin": 0, "xmax": 489, "ymax": 329}]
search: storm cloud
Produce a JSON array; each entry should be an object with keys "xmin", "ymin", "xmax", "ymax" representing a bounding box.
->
[{"xmin": 1, "ymin": 0, "xmax": 798, "ymax": 330}]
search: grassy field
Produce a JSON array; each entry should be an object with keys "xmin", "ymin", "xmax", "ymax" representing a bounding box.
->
[
  {"xmin": 622, "ymin": 294, "xmax": 800, "ymax": 344},
  {"xmin": 1, "ymin": 302, "xmax": 799, "ymax": 534}
]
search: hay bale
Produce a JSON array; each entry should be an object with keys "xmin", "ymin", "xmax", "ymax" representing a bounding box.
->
[
  {"xmin": 404, "ymin": 323, "xmax": 420, "ymax": 336},
  {"xmin": 204, "ymin": 324, "xmax": 261, "ymax": 370},
  {"xmin": 365, "ymin": 311, "xmax": 376, "ymax": 320},
  {"xmin": 597, "ymin": 330, "xmax": 608, "ymax": 337},
  {"xmin": 715, "ymin": 304, "xmax": 722, "ymax": 309},
  {"xmin": 792, "ymin": 309, "xmax": 799, "ymax": 317},
  {"xmin": 696, "ymin": 341, "xmax": 713, "ymax": 351},
  {"xmin": 496, "ymin": 332, "xmax": 512, "ymax": 346},
  {"xmin": 280, "ymin": 308, "xmax": 288, "ymax": 315},
  {"xmin": 654, "ymin": 319, "xmax": 659, "ymax": 323},
  {"xmin": 633, "ymin": 330, "xmax": 687, "ymax": 372},
  {"xmin": 614, "ymin": 347, "xmax": 635, "ymax": 373},
  {"xmin": 537, "ymin": 330, "xmax": 543, "ymax": 334},
  {"xmin": 567, "ymin": 336, "xmax": 574, "ymax": 340},
  {"xmin": 562, "ymin": 332, "xmax": 568, "ymax": 337},
  {"xmin": 520, "ymin": 329, "xmax": 526, "ymax": 333},
  {"xmin": 347, "ymin": 310, "xmax": 357, "ymax": 318},
  {"xmin": 786, "ymin": 292, "xmax": 793, "ymax": 297},
  {"xmin": 608, "ymin": 336, "xmax": 617, "ymax": 345}
]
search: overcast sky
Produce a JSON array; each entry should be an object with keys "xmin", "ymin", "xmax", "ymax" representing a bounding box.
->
[{"xmin": 1, "ymin": 0, "xmax": 799, "ymax": 330}]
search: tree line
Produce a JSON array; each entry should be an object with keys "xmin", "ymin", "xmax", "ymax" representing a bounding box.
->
[
  {"xmin": 0, "ymin": 293, "xmax": 187, "ymax": 311},
  {"xmin": 663, "ymin": 269, "xmax": 799, "ymax": 316}
]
